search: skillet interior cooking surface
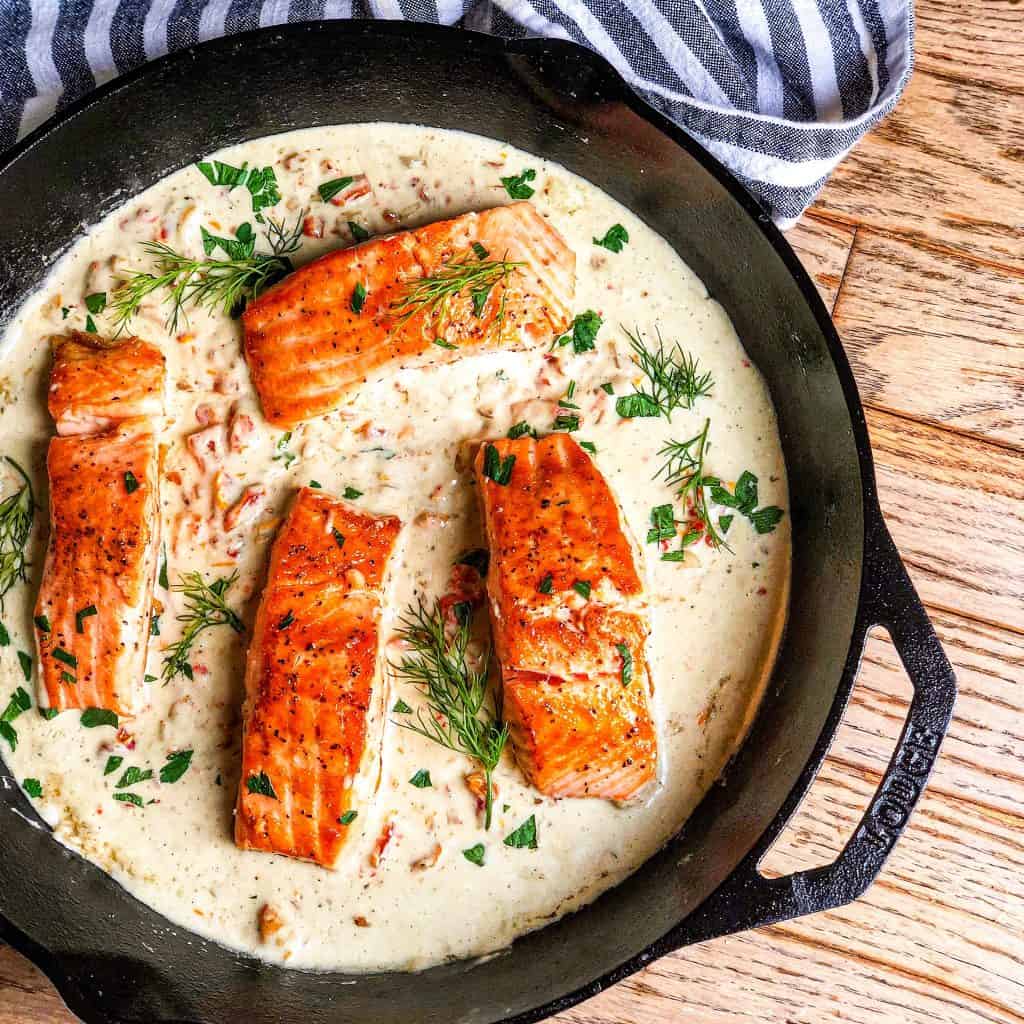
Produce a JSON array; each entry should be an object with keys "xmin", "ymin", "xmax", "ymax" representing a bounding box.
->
[{"xmin": 0, "ymin": 20, "xmax": 954, "ymax": 1024}]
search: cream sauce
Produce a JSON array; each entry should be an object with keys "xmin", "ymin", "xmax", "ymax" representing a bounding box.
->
[{"xmin": 0, "ymin": 124, "xmax": 789, "ymax": 972}]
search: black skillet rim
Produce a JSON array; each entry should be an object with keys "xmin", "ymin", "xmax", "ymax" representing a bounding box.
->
[{"xmin": 0, "ymin": 19, "xmax": 888, "ymax": 1024}]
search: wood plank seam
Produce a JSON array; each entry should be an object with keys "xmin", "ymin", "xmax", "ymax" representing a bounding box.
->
[
  {"xmin": 825, "ymin": 222, "xmax": 858, "ymax": 315},
  {"xmin": 803, "ymin": 211, "xmax": 1024, "ymax": 285}
]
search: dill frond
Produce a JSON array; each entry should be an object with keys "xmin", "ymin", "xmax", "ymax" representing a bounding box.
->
[
  {"xmin": 389, "ymin": 599, "xmax": 508, "ymax": 829},
  {"xmin": 615, "ymin": 327, "xmax": 713, "ymax": 421},
  {"xmin": 161, "ymin": 570, "xmax": 244, "ymax": 682},
  {"xmin": 0, "ymin": 457, "xmax": 34, "ymax": 609},
  {"xmin": 655, "ymin": 419, "xmax": 730, "ymax": 552},
  {"xmin": 109, "ymin": 212, "xmax": 304, "ymax": 335},
  {"xmin": 390, "ymin": 251, "xmax": 524, "ymax": 343}
]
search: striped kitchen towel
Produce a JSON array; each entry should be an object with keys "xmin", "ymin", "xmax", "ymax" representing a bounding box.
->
[{"xmin": 0, "ymin": 0, "xmax": 913, "ymax": 224}]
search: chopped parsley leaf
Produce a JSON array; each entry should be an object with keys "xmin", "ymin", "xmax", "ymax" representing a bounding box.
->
[
  {"xmin": 572, "ymin": 580, "xmax": 592, "ymax": 599},
  {"xmin": 600, "ymin": 382, "xmax": 615, "ymax": 395},
  {"xmin": 309, "ymin": 480, "xmax": 322, "ymax": 489},
  {"xmin": 646, "ymin": 504, "xmax": 676, "ymax": 544},
  {"xmin": 53, "ymin": 648, "xmax": 77, "ymax": 668},
  {"xmin": 351, "ymin": 281, "xmax": 367, "ymax": 314},
  {"xmin": 538, "ymin": 573, "xmax": 553, "ymax": 595},
  {"xmin": 84, "ymin": 292, "xmax": 107, "ymax": 314},
  {"xmin": 23, "ymin": 778, "xmax": 42, "ymax": 798},
  {"xmin": 34, "ymin": 614, "xmax": 50, "ymax": 633},
  {"xmin": 201, "ymin": 222, "xmax": 255, "ymax": 260},
  {"xmin": 555, "ymin": 310, "xmax": 602, "ymax": 354},
  {"xmin": 472, "ymin": 242, "xmax": 489, "ymax": 260},
  {"xmin": 433, "ymin": 337, "xmax": 458, "ymax": 349},
  {"xmin": 84, "ymin": 314, "xmax": 97, "ymax": 333},
  {"xmin": 116, "ymin": 766, "xmax": 153, "ymax": 789},
  {"xmin": 277, "ymin": 611, "xmax": 295, "ymax": 630},
  {"xmin": 75, "ymin": 605, "xmax": 98, "ymax": 633},
  {"xmin": 507, "ymin": 421, "xmax": 537, "ymax": 440},
  {"xmin": 80, "ymin": 708, "xmax": 117, "ymax": 728},
  {"xmin": 409, "ymin": 769, "xmax": 432, "ymax": 788},
  {"xmin": 392, "ymin": 698, "xmax": 413, "ymax": 714},
  {"xmin": 39, "ymin": 708, "xmax": 59, "ymax": 720},
  {"xmin": 718, "ymin": 514, "xmax": 734, "ymax": 534},
  {"xmin": 160, "ymin": 749, "xmax": 193, "ymax": 784},
  {"xmin": 553, "ymin": 413, "xmax": 579, "ymax": 432},
  {"xmin": 615, "ymin": 392, "xmax": 661, "ymax": 419},
  {"xmin": 246, "ymin": 771, "xmax": 277, "ymax": 799},
  {"xmin": 579, "ymin": 441, "xmax": 597, "ymax": 455},
  {"xmin": 17, "ymin": 651, "xmax": 32, "ymax": 680},
  {"xmin": 482, "ymin": 443, "xmax": 515, "ymax": 486},
  {"xmin": 113, "ymin": 792, "xmax": 144, "ymax": 807},
  {"xmin": 339, "ymin": 809, "xmax": 357, "ymax": 825},
  {"xmin": 104, "ymin": 755, "xmax": 123, "ymax": 776},
  {"xmin": 348, "ymin": 220, "xmax": 370, "ymax": 242},
  {"xmin": 332, "ymin": 528, "xmax": 346, "ymax": 548},
  {"xmin": 616, "ymin": 642, "xmax": 634, "ymax": 686},
  {"xmin": 500, "ymin": 167, "xmax": 536, "ymax": 199},
  {"xmin": 343, "ymin": 486, "xmax": 363, "ymax": 500},
  {"xmin": 593, "ymin": 224, "xmax": 629, "ymax": 253},
  {"xmin": 463, "ymin": 843, "xmax": 486, "ymax": 866},
  {"xmin": 0, "ymin": 622, "xmax": 8, "ymax": 646},
  {"xmin": 503, "ymin": 814, "xmax": 538, "ymax": 849},
  {"xmin": 124, "ymin": 470, "xmax": 140, "ymax": 494},
  {"xmin": 318, "ymin": 176, "xmax": 355, "ymax": 203}
]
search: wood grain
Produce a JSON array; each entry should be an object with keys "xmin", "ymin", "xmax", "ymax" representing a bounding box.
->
[
  {"xmin": 915, "ymin": 0, "xmax": 1023, "ymax": 92},
  {"xmin": 835, "ymin": 230, "xmax": 1024, "ymax": 447},
  {"xmin": 812, "ymin": 71, "xmax": 1024, "ymax": 272},
  {"xmin": 785, "ymin": 216, "xmax": 857, "ymax": 312},
  {"xmin": 867, "ymin": 408, "xmax": 1024, "ymax": 632}
]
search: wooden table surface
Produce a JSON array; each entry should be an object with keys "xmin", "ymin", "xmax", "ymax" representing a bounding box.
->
[{"xmin": 3, "ymin": 2, "xmax": 1022, "ymax": 1019}]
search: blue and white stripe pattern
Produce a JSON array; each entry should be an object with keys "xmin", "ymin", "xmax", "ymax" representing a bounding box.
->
[{"xmin": 0, "ymin": 0, "xmax": 913, "ymax": 223}]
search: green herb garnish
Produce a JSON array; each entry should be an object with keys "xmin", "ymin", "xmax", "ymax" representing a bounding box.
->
[
  {"xmin": 23, "ymin": 778, "xmax": 42, "ymax": 798},
  {"xmin": 500, "ymin": 168, "xmax": 536, "ymax": 199},
  {"xmin": 34, "ymin": 614, "xmax": 50, "ymax": 633},
  {"xmin": 110, "ymin": 213, "xmax": 303, "ymax": 334},
  {"xmin": 343, "ymin": 486, "xmax": 362, "ymax": 500},
  {"xmin": 615, "ymin": 328, "xmax": 713, "ymax": 421},
  {"xmin": 351, "ymin": 281, "xmax": 367, "ymax": 314},
  {"xmin": 246, "ymin": 771, "xmax": 277, "ymax": 799},
  {"xmin": 409, "ymin": 769, "xmax": 432, "ymax": 789},
  {"xmin": 390, "ymin": 599, "xmax": 509, "ymax": 830},
  {"xmin": 116, "ymin": 766, "xmax": 153, "ymax": 789},
  {"xmin": 554, "ymin": 310, "xmax": 602, "ymax": 354},
  {"xmin": 655, "ymin": 419, "xmax": 727, "ymax": 551},
  {"xmin": 0, "ymin": 458, "xmax": 34, "ymax": 609},
  {"xmin": 538, "ymin": 573, "xmax": 553, "ymax": 595},
  {"xmin": 124, "ymin": 470, "xmax": 139, "ymax": 494},
  {"xmin": 162, "ymin": 571, "xmax": 244, "ymax": 682},
  {"xmin": 616, "ymin": 642, "xmax": 634, "ymax": 686},
  {"xmin": 507, "ymin": 421, "xmax": 537, "ymax": 440},
  {"xmin": 392, "ymin": 698, "xmax": 413, "ymax": 714},
  {"xmin": 339, "ymin": 809, "xmax": 357, "ymax": 825},
  {"xmin": 391, "ymin": 253, "xmax": 523, "ymax": 342},
  {"xmin": 482, "ymin": 444, "xmax": 515, "ymax": 486},
  {"xmin": 593, "ymin": 224, "xmax": 629, "ymax": 252},
  {"xmin": 647, "ymin": 504, "xmax": 676, "ymax": 544},
  {"xmin": 113, "ymin": 792, "xmax": 144, "ymax": 808},
  {"xmin": 504, "ymin": 815, "xmax": 538, "ymax": 849},
  {"xmin": 572, "ymin": 580, "xmax": 592, "ymax": 599},
  {"xmin": 318, "ymin": 176, "xmax": 355, "ymax": 203},
  {"xmin": 201, "ymin": 222, "xmax": 256, "ymax": 261},
  {"xmin": 348, "ymin": 220, "xmax": 370, "ymax": 242},
  {"xmin": 160, "ymin": 749, "xmax": 193, "ymax": 784},
  {"xmin": 104, "ymin": 755, "xmax": 123, "ymax": 776},
  {"xmin": 75, "ymin": 605, "xmax": 98, "ymax": 633},
  {"xmin": 463, "ymin": 843, "xmax": 486, "ymax": 866},
  {"xmin": 196, "ymin": 160, "xmax": 281, "ymax": 216},
  {"xmin": 17, "ymin": 650, "xmax": 31, "ymax": 680},
  {"xmin": 85, "ymin": 292, "xmax": 107, "ymax": 314},
  {"xmin": 80, "ymin": 708, "xmax": 118, "ymax": 729}
]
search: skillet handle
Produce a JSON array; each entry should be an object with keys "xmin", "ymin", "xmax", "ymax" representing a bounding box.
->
[{"xmin": 681, "ymin": 519, "xmax": 956, "ymax": 944}]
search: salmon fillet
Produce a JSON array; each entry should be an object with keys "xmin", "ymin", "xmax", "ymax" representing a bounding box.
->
[
  {"xmin": 34, "ymin": 419, "xmax": 161, "ymax": 716},
  {"xmin": 48, "ymin": 331, "xmax": 165, "ymax": 436},
  {"xmin": 235, "ymin": 487, "xmax": 402, "ymax": 868},
  {"xmin": 243, "ymin": 202, "xmax": 575, "ymax": 427},
  {"xmin": 475, "ymin": 434, "xmax": 657, "ymax": 801}
]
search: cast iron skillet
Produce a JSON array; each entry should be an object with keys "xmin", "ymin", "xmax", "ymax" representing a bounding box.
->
[{"xmin": 0, "ymin": 20, "xmax": 956, "ymax": 1024}]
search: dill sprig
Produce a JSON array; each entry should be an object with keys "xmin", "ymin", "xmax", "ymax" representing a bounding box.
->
[
  {"xmin": 109, "ymin": 213, "xmax": 304, "ymax": 334},
  {"xmin": 0, "ymin": 458, "xmax": 34, "ymax": 610},
  {"xmin": 655, "ymin": 419, "xmax": 730, "ymax": 552},
  {"xmin": 389, "ymin": 599, "xmax": 508, "ymax": 829},
  {"xmin": 161, "ymin": 570, "xmax": 244, "ymax": 682},
  {"xmin": 616, "ymin": 327, "xmax": 713, "ymax": 420},
  {"xmin": 390, "ymin": 251, "xmax": 524, "ymax": 343}
]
